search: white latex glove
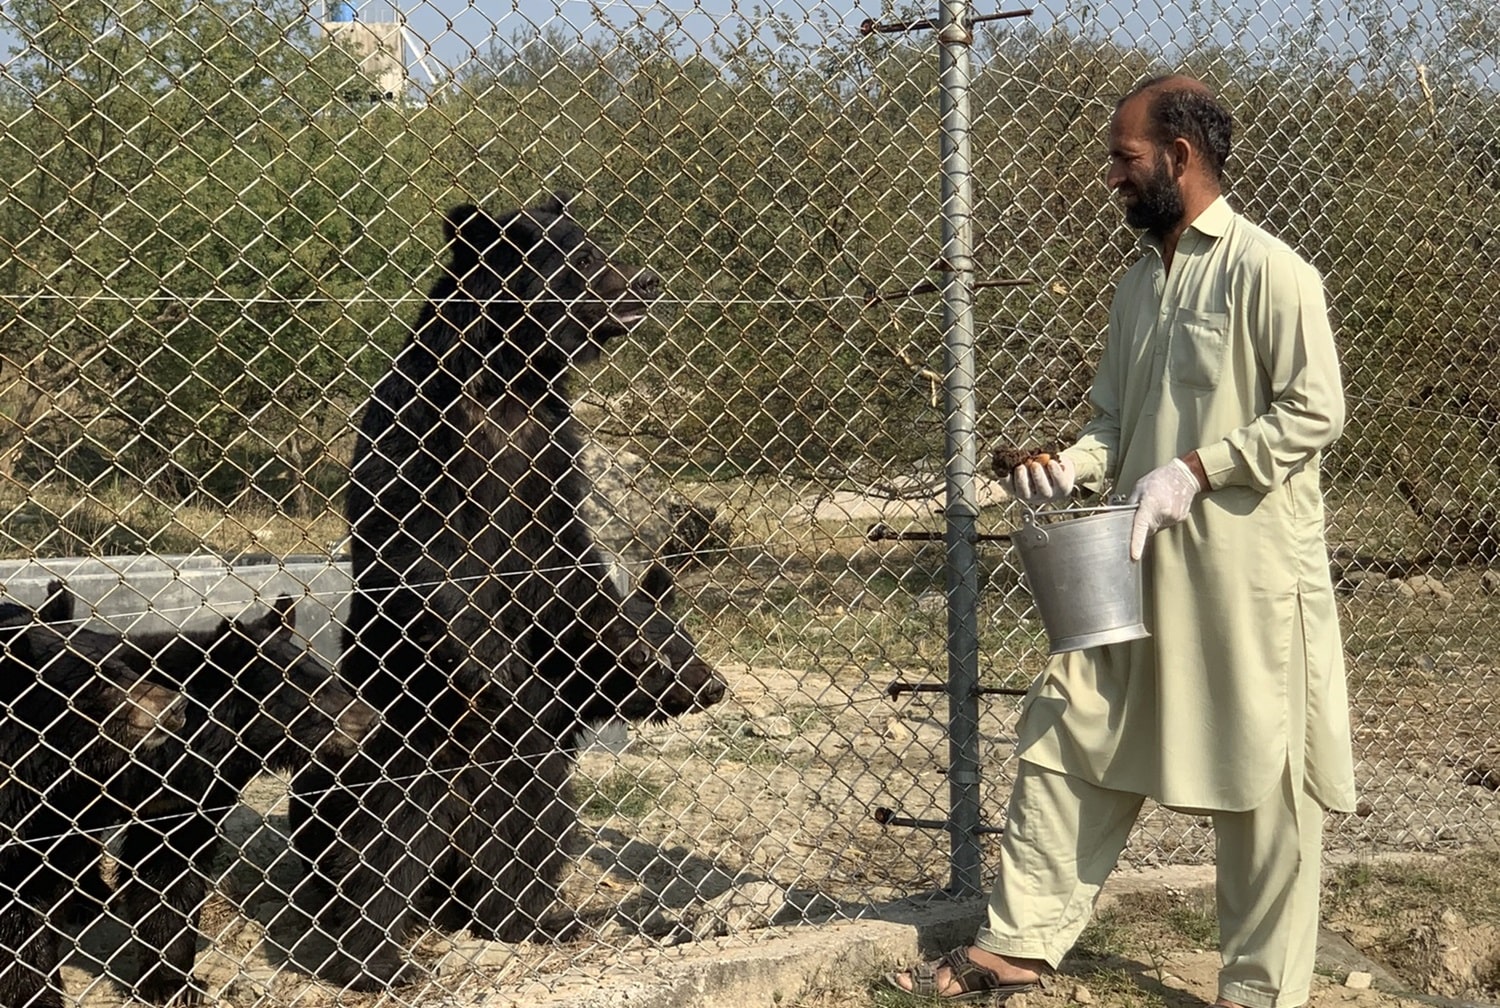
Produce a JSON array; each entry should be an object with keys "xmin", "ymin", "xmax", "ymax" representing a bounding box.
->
[
  {"xmin": 1011, "ymin": 456, "xmax": 1076, "ymax": 504},
  {"xmin": 1126, "ymin": 457, "xmax": 1202, "ymax": 561}
]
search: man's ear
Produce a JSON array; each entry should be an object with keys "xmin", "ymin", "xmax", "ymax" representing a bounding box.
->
[{"xmin": 1168, "ymin": 136, "xmax": 1193, "ymax": 178}]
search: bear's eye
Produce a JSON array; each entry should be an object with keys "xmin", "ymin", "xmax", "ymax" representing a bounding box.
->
[{"xmin": 572, "ymin": 249, "xmax": 597, "ymax": 270}]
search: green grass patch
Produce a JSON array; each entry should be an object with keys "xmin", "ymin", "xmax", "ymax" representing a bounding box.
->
[
  {"xmin": 1065, "ymin": 965, "xmax": 1169, "ymax": 1008},
  {"xmin": 575, "ymin": 769, "xmax": 665, "ymax": 820},
  {"xmin": 1324, "ymin": 849, "xmax": 1500, "ymax": 926},
  {"xmin": 1073, "ymin": 907, "xmax": 1137, "ymax": 962},
  {"xmin": 0, "ymin": 482, "xmax": 347, "ymax": 560},
  {"xmin": 1072, "ymin": 888, "xmax": 1219, "ymax": 969}
]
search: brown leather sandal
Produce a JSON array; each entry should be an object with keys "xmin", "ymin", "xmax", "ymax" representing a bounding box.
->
[{"xmin": 885, "ymin": 946, "xmax": 1044, "ymax": 1002}]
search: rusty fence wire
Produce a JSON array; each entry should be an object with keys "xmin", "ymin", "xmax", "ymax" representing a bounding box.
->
[{"xmin": 0, "ymin": 0, "xmax": 1497, "ymax": 1002}]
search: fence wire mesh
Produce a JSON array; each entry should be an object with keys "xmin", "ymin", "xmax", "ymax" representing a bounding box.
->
[{"xmin": 0, "ymin": 0, "xmax": 1497, "ymax": 1002}]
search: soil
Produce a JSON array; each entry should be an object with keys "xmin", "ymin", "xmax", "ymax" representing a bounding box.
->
[{"xmin": 51, "ymin": 651, "xmax": 1500, "ymax": 1008}]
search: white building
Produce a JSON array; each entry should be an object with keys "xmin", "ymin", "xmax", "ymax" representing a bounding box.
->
[{"xmin": 324, "ymin": 2, "xmax": 405, "ymax": 102}]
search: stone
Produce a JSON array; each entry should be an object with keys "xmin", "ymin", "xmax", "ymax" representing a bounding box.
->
[
  {"xmin": 1405, "ymin": 573, "xmax": 1454, "ymax": 601},
  {"xmin": 747, "ymin": 715, "xmax": 795, "ymax": 739},
  {"xmin": 882, "ymin": 717, "xmax": 913, "ymax": 742},
  {"xmin": 1344, "ymin": 971, "xmax": 1374, "ymax": 990},
  {"xmin": 1072, "ymin": 983, "xmax": 1095, "ymax": 1004},
  {"xmin": 690, "ymin": 880, "xmax": 790, "ymax": 940},
  {"xmin": 433, "ymin": 937, "xmax": 522, "ymax": 977},
  {"xmin": 1376, "ymin": 578, "xmax": 1417, "ymax": 598},
  {"xmin": 579, "ymin": 443, "xmax": 730, "ymax": 567},
  {"xmin": 1341, "ymin": 570, "xmax": 1388, "ymax": 592}
]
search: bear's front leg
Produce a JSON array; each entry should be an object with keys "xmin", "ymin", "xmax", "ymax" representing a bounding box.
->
[
  {"xmin": 0, "ymin": 863, "xmax": 67, "ymax": 1008},
  {"xmin": 110, "ymin": 810, "xmax": 222, "ymax": 1004},
  {"xmin": 290, "ymin": 745, "xmax": 437, "ymax": 989},
  {"xmin": 445, "ymin": 751, "xmax": 577, "ymax": 941}
]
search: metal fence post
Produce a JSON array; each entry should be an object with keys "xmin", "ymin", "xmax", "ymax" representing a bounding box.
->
[{"xmin": 937, "ymin": 0, "xmax": 984, "ymax": 899}]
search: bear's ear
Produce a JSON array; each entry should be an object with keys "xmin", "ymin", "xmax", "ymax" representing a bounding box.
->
[
  {"xmin": 270, "ymin": 594, "xmax": 298, "ymax": 631},
  {"xmin": 539, "ymin": 191, "xmax": 574, "ymax": 218},
  {"xmin": 441, "ymin": 203, "xmax": 480, "ymax": 244},
  {"xmin": 442, "ymin": 204, "xmax": 502, "ymax": 267},
  {"xmin": 234, "ymin": 605, "xmax": 281, "ymax": 640},
  {"xmin": 639, "ymin": 563, "xmax": 675, "ymax": 606},
  {"xmin": 38, "ymin": 579, "xmax": 72, "ymax": 624}
]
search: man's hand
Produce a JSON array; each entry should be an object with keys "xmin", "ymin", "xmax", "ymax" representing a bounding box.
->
[
  {"xmin": 1006, "ymin": 455, "xmax": 1076, "ymax": 504},
  {"xmin": 1126, "ymin": 457, "xmax": 1202, "ymax": 560}
]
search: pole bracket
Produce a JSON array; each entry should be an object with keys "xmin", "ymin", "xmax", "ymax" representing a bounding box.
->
[
  {"xmin": 858, "ymin": 7, "xmax": 1033, "ymax": 37},
  {"xmin": 873, "ymin": 806, "xmax": 1007, "ymax": 835},
  {"xmin": 887, "ymin": 678, "xmax": 1030, "ymax": 700},
  {"xmin": 867, "ymin": 523, "xmax": 1012, "ymax": 544}
]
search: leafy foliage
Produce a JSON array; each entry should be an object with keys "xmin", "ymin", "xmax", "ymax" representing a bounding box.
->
[{"xmin": 0, "ymin": 1, "xmax": 1494, "ymax": 528}]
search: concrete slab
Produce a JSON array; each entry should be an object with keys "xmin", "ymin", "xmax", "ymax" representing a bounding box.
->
[
  {"xmin": 483, "ymin": 862, "xmax": 1435, "ymax": 1008},
  {"xmin": 476, "ymin": 902, "xmax": 960, "ymax": 1008},
  {"xmin": 479, "ymin": 870, "xmax": 1224, "ymax": 1008}
]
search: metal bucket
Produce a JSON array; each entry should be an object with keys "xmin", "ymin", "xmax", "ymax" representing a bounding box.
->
[{"xmin": 1010, "ymin": 504, "xmax": 1149, "ymax": 654}]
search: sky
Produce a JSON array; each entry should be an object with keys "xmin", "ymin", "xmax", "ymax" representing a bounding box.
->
[
  {"xmin": 329, "ymin": 0, "xmax": 1489, "ymax": 90},
  {"xmin": 0, "ymin": 0, "xmax": 1488, "ymax": 100}
]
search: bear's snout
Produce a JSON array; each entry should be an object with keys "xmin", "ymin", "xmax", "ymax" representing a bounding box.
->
[
  {"xmin": 674, "ymin": 655, "xmax": 726, "ymax": 712},
  {"xmin": 629, "ymin": 269, "xmax": 662, "ymax": 302},
  {"xmin": 124, "ymin": 679, "xmax": 187, "ymax": 748}
]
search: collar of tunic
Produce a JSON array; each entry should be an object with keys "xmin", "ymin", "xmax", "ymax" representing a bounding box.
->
[{"xmin": 1134, "ymin": 195, "xmax": 1234, "ymax": 258}]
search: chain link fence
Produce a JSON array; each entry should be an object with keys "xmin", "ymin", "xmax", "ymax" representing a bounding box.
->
[{"xmin": 0, "ymin": 0, "xmax": 1496, "ymax": 1001}]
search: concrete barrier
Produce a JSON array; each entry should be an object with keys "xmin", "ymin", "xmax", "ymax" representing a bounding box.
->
[{"xmin": 0, "ymin": 555, "xmax": 353, "ymax": 664}]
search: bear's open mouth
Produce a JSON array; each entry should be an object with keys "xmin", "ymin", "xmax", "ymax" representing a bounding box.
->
[
  {"xmin": 572, "ymin": 299, "xmax": 649, "ymax": 331},
  {"xmin": 609, "ymin": 306, "xmax": 649, "ymax": 326}
]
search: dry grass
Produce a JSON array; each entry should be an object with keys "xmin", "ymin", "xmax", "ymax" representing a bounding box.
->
[{"xmin": 0, "ymin": 482, "xmax": 348, "ymax": 560}]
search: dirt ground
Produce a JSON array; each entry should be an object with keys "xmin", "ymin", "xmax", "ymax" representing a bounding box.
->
[
  {"xmin": 52, "ymin": 644, "xmax": 1500, "ymax": 1007},
  {"xmin": 796, "ymin": 848, "xmax": 1500, "ymax": 1008}
]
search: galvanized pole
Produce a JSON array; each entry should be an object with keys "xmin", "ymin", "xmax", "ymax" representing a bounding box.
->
[{"xmin": 936, "ymin": 0, "xmax": 984, "ymax": 897}]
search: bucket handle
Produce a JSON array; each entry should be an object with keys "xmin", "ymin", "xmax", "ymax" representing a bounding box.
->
[
  {"xmin": 1018, "ymin": 498, "xmax": 1136, "ymax": 545},
  {"xmin": 1021, "ymin": 500, "xmax": 1135, "ymax": 521}
]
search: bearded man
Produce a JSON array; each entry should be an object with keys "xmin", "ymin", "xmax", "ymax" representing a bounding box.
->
[{"xmin": 891, "ymin": 75, "xmax": 1354, "ymax": 1008}]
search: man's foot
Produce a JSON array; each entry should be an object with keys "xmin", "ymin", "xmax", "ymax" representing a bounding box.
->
[{"xmin": 887, "ymin": 945, "xmax": 1048, "ymax": 1000}]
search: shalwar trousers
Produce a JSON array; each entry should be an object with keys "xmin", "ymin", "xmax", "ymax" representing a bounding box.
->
[{"xmin": 973, "ymin": 760, "xmax": 1325, "ymax": 1008}]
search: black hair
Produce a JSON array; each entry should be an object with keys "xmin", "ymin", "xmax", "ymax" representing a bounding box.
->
[{"xmin": 1120, "ymin": 76, "xmax": 1234, "ymax": 183}]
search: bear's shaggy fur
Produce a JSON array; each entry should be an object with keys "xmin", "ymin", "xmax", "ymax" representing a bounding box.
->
[
  {"xmin": 290, "ymin": 196, "xmax": 724, "ymax": 988},
  {"xmin": 0, "ymin": 605, "xmax": 182, "ymax": 1008},
  {"xmin": 38, "ymin": 591, "xmax": 377, "ymax": 1004}
]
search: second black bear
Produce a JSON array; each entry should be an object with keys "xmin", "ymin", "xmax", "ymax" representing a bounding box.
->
[
  {"xmin": 0, "ymin": 607, "xmax": 183, "ymax": 1008},
  {"xmin": 290, "ymin": 196, "xmax": 725, "ymax": 987},
  {"xmin": 39, "ymin": 592, "xmax": 378, "ymax": 1004}
]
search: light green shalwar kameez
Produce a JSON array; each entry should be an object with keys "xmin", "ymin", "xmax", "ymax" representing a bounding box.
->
[{"xmin": 976, "ymin": 198, "xmax": 1357, "ymax": 1008}]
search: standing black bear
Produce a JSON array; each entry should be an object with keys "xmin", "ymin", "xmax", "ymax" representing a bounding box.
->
[
  {"xmin": 0, "ymin": 609, "xmax": 183, "ymax": 1008},
  {"xmin": 289, "ymin": 195, "xmax": 725, "ymax": 988}
]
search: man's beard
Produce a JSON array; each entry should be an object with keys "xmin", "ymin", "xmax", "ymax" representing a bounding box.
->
[{"xmin": 1125, "ymin": 155, "xmax": 1185, "ymax": 236}]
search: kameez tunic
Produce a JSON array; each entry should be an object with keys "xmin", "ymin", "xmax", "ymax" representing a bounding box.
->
[{"xmin": 1015, "ymin": 196, "xmax": 1357, "ymax": 813}]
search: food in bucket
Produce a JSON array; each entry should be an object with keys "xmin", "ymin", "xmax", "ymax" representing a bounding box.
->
[{"xmin": 990, "ymin": 444, "xmax": 1059, "ymax": 477}]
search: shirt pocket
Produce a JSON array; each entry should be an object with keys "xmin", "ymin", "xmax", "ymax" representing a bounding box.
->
[{"xmin": 1167, "ymin": 308, "xmax": 1230, "ymax": 391}]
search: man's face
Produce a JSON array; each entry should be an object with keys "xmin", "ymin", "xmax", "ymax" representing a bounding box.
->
[{"xmin": 1106, "ymin": 96, "xmax": 1186, "ymax": 237}]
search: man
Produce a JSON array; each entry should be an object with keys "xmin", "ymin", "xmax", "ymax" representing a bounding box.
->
[{"xmin": 890, "ymin": 75, "xmax": 1354, "ymax": 1006}]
